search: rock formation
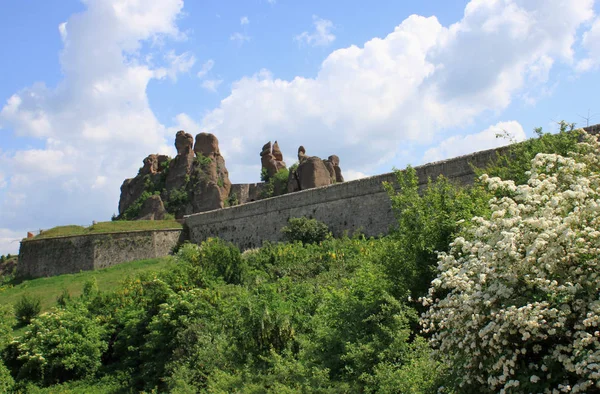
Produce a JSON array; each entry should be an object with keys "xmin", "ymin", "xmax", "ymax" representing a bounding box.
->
[
  {"xmin": 288, "ymin": 146, "xmax": 344, "ymax": 192},
  {"xmin": 260, "ymin": 141, "xmax": 287, "ymax": 178},
  {"xmin": 118, "ymin": 153, "xmax": 169, "ymax": 216},
  {"xmin": 165, "ymin": 131, "xmax": 194, "ymax": 191},
  {"xmin": 137, "ymin": 195, "xmax": 167, "ymax": 220},
  {"xmin": 184, "ymin": 132, "xmax": 232, "ymax": 214},
  {"xmin": 326, "ymin": 155, "xmax": 344, "ymax": 183},
  {"xmin": 118, "ymin": 130, "xmax": 232, "ymax": 220}
]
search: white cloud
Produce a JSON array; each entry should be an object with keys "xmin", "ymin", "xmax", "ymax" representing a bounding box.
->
[
  {"xmin": 267, "ymin": 0, "xmax": 276, "ymax": 4},
  {"xmin": 295, "ymin": 15, "xmax": 335, "ymax": 47},
  {"xmin": 0, "ymin": 0, "xmax": 186, "ymax": 231},
  {"xmin": 230, "ymin": 32, "xmax": 251, "ymax": 44},
  {"xmin": 577, "ymin": 17, "xmax": 600, "ymax": 72},
  {"xmin": 344, "ymin": 170, "xmax": 368, "ymax": 181},
  {"xmin": 422, "ymin": 121, "xmax": 526, "ymax": 163},
  {"xmin": 58, "ymin": 22, "xmax": 68, "ymax": 42},
  {"xmin": 198, "ymin": 0, "xmax": 593, "ymax": 183},
  {"xmin": 202, "ymin": 79, "xmax": 223, "ymax": 92},
  {"xmin": 241, "ymin": 16, "xmax": 249, "ymax": 25},
  {"xmin": 197, "ymin": 59, "xmax": 215, "ymax": 78},
  {"xmin": 158, "ymin": 50, "xmax": 196, "ymax": 81}
]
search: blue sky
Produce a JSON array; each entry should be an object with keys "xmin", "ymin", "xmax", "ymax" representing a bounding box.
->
[{"xmin": 1, "ymin": 0, "xmax": 600, "ymax": 254}]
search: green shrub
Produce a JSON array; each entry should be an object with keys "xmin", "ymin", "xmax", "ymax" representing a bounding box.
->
[
  {"xmin": 260, "ymin": 168, "xmax": 290, "ymax": 198},
  {"xmin": 15, "ymin": 294, "xmax": 42, "ymax": 325},
  {"xmin": 476, "ymin": 120, "xmax": 581, "ymax": 185},
  {"xmin": 260, "ymin": 167, "xmax": 270, "ymax": 182},
  {"xmin": 226, "ymin": 192, "xmax": 239, "ymax": 207},
  {"xmin": 281, "ymin": 217, "xmax": 331, "ymax": 244},
  {"xmin": 195, "ymin": 153, "xmax": 212, "ymax": 169},
  {"xmin": 197, "ymin": 238, "xmax": 246, "ymax": 285},
  {"xmin": 0, "ymin": 361, "xmax": 14, "ymax": 393},
  {"xmin": 56, "ymin": 289, "xmax": 71, "ymax": 308},
  {"xmin": 120, "ymin": 191, "xmax": 158, "ymax": 220},
  {"xmin": 15, "ymin": 304, "xmax": 108, "ymax": 385},
  {"xmin": 384, "ymin": 166, "xmax": 491, "ymax": 297},
  {"xmin": 166, "ymin": 187, "xmax": 189, "ymax": 214}
]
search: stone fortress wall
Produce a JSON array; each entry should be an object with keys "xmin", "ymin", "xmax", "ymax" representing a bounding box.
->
[
  {"xmin": 18, "ymin": 229, "xmax": 185, "ymax": 278},
  {"xmin": 186, "ymin": 145, "xmax": 505, "ymax": 249},
  {"xmin": 18, "ymin": 124, "xmax": 599, "ymax": 278}
]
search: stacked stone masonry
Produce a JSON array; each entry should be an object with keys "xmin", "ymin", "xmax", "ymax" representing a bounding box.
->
[{"xmin": 18, "ymin": 229, "xmax": 185, "ymax": 278}]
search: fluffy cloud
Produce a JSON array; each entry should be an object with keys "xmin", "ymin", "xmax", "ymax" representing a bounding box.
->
[
  {"xmin": 423, "ymin": 121, "xmax": 526, "ymax": 163},
  {"xmin": 200, "ymin": 0, "xmax": 594, "ymax": 182},
  {"xmin": 240, "ymin": 16, "xmax": 249, "ymax": 25},
  {"xmin": 295, "ymin": 15, "xmax": 335, "ymax": 47},
  {"xmin": 0, "ymin": 0, "xmax": 186, "ymax": 232},
  {"xmin": 577, "ymin": 16, "xmax": 600, "ymax": 71},
  {"xmin": 158, "ymin": 50, "xmax": 196, "ymax": 81}
]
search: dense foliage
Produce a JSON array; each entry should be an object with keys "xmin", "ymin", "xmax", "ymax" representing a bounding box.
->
[
  {"xmin": 281, "ymin": 217, "xmax": 332, "ymax": 244},
  {"xmin": 2, "ymin": 126, "xmax": 598, "ymax": 393},
  {"xmin": 261, "ymin": 167, "xmax": 291, "ymax": 198},
  {"xmin": 423, "ymin": 132, "xmax": 600, "ymax": 393},
  {"xmin": 14, "ymin": 294, "xmax": 41, "ymax": 326}
]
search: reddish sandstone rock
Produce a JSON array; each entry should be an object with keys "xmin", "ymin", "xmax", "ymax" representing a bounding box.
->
[
  {"xmin": 287, "ymin": 147, "xmax": 345, "ymax": 192},
  {"xmin": 137, "ymin": 195, "xmax": 167, "ymax": 220},
  {"xmin": 165, "ymin": 131, "xmax": 195, "ymax": 192},
  {"xmin": 260, "ymin": 141, "xmax": 287, "ymax": 179}
]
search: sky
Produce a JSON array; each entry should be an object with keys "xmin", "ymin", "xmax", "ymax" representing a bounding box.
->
[{"xmin": 1, "ymin": 0, "xmax": 600, "ymax": 255}]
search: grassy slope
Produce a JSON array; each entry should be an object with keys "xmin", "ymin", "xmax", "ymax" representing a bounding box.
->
[
  {"xmin": 28, "ymin": 220, "xmax": 183, "ymax": 240},
  {"xmin": 0, "ymin": 257, "xmax": 175, "ymax": 313}
]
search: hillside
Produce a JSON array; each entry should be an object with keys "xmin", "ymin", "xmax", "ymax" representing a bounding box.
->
[{"xmin": 0, "ymin": 258, "xmax": 175, "ymax": 313}]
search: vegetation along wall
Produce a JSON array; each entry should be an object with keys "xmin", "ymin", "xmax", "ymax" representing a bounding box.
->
[{"xmin": 18, "ymin": 229, "xmax": 186, "ymax": 278}]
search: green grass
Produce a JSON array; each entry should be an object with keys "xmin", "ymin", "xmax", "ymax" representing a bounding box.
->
[
  {"xmin": 0, "ymin": 257, "xmax": 175, "ymax": 314},
  {"xmin": 28, "ymin": 220, "xmax": 183, "ymax": 240}
]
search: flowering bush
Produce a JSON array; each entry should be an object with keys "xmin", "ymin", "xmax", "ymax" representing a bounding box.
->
[
  {"xmin": 16, "ymin": 304, "xmax": 107, "ymax": 385},
  {"xmin": 423, "ymin": 131, "xmax": 600, "ymax": 393}
]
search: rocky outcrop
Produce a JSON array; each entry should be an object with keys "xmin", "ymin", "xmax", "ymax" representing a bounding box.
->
[
  {"xmin": 118, "ymin": 154, "xmax": 169, "ymax": 216},
  {"xmin": 260, "ymin": 141, "xmax": 287, "ymax": 178},
  {"xmin": 137, "ymin": 195, "xmax": 167, "ymax": 220},
  {"xmin": 288, "ymin": 146, "xmax": 344, "ymax": 192},
  {"xmin": 118, "ymin": 130, "xmax": 232, "ymax": 220},
  {"xmin": 183, "ymin": 133, "xmax": 232, "ymax": 214},
  {"xmin": 165, "ymin": 131, "xmax": 194, "ymax": 192},
  {"xmin": 326, "ymin": 155, "xmax": 344, "ymax": 183}
]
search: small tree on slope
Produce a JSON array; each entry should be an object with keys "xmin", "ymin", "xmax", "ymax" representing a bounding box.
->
[{"xmin": 423, "ymin": 131, "xmax": 600, "ymax": 393}]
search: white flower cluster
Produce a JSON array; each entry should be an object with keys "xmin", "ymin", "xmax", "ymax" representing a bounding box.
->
[{"xmin": 423, "ymin": 132, "xmax": 600, "ymax": 393}]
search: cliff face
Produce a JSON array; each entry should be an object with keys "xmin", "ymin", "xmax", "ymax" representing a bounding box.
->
[{"xmin": 118, "ymin": 131, "xmax": 232, "ymax": 220}]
